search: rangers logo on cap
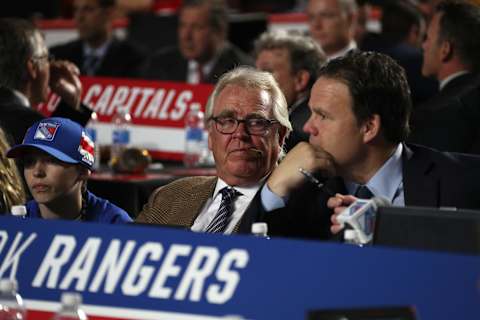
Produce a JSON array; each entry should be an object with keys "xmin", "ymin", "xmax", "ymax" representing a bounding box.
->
[{"xmin": 34, "ymin": 122, "xmax": 60, "ymax": 141}]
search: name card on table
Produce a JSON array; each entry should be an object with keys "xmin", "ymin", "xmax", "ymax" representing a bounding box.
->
[
  {"xmin": 1, "ymin": 216, "xmax": 480, "ymax": 320},
  {"xmin": 37, "ymin": 77, "xmax": 214, "ymax": 161}
]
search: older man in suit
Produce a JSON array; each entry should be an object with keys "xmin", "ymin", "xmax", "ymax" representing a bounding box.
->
[
  {"xmin": 243, "ymin": 50, "xmax": 480, "ymax": 240},
  {"xmin": 0, "ymin": 18, "xmax": 92, "ymax": 146},
  {"xmin": 142, "ymin": 0, "xmax": 253, "ymax": 84},
  {"xmin": 136, "ymin": 67, "xmax": 291, "ymax": 234}
]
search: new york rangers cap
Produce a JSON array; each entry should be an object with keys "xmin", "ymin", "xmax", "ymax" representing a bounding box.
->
[{"xmin": 7, "ymin": 117, "xmax": 95, "ymax": 169}]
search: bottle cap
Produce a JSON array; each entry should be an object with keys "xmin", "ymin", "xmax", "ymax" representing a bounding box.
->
[
  {"xmin": 11, "ymin": 205, "xmax": 27, "ymax": 217},
  {"xmin": 0, "ymin": 279, "xmax": 18, "ymax": 292},
  {"xmin": 344, "ymin": 229, "xmax": 358, "ymax": 242},
  {"xmin": 251, "ymin": 222, "xmax": 268, "ymax": 235},
  {"xmin": 61, "ymin": 292, "xmax": 82, "ymax": 307}
]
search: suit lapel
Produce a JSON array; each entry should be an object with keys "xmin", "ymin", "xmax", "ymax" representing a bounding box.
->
[
  {"xmin": 403, "ymin": 144, "xmax": 440, "ymax": 207},
  {"xmin": 169, "ymin": 177, "xmax": 217, "ymax": 227}
]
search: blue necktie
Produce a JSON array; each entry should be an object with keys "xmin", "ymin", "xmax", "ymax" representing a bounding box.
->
[
  {"xmin": 205, "ymin": 187, "xmax": 240, "ymax": 233},
  {"xmin": 83, "ymin": 55, "xmax": 100, "ymax": 75}
]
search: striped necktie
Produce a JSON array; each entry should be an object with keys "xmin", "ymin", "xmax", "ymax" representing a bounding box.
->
[{"xmin": 205, "ymin": 187, "xmax": 240, "ymax": 233}]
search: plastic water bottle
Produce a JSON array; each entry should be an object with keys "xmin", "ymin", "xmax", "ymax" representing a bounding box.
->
[
  {"xmin": 0, "ymin": 279, "xmax": 26, "ymax": 320},
  {"xmin": 85, "ymin": 112, "xmax": 100, "ymax": 170},
  {"xmin": 111, "ymin": 110, "xmax": 131, "ymax": 166},
  {"xmin": 51, "ymin": 293, "xmax": 88, "ymax": 320},
  {"xmin": 344, "ymin": 229, "xmax": 363, "ymax": 247},
  {"xmin": 184, "ymin": 104, "xmax": 207, "ymax": 167},
  {"xmin": 251, "ymin": 222, "xmax": 270, "ymax": 239},
  {"xmin": 10, "ymin": 206, "xmax": 26, "ymax": 218}
]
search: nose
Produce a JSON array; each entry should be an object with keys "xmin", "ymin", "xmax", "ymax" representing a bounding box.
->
[
  {"xmin": 232, "ymin": 121, "xmax": 249, "ymax": 139},
  {"xmin": 303, "ymin": 115, "xmax": 317, "ymax": 136},
  {"xmin": 31, "ymin": 160, "xmax": 46, "ymax": 177}
]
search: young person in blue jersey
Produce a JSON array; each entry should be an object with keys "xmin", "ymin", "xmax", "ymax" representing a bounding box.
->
[{"xmin": 6, "ymin": 117, "xmax": 132, "ymax": 223}]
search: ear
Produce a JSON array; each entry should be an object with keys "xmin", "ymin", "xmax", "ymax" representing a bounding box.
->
[
  {"xmin": 207, "ymin": 125, "xmax": 213, "ymax": 151},
  {"xmin": 293, "ymin": 70, "xmax": 311, "ymax": 93},
  {"xmin": 26, "ymin": 59, "xmax": 38, "ymax": 80},
  {"xmin": 277, "ymin": 125, "xmax": 288, "ymax": 148},
  {"xmin": 361, "ymin": 114, "xmax": 381, "ymax": 144},
  {"xmin": 77, "ymin": 167, "xmax": 91, "ymax": 182},
  {"xmin": 440, "ymin": 39, "xmax": 453, "ymax": 62}
]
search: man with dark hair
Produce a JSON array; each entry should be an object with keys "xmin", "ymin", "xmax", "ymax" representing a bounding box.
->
[
  {"xmin": 244, "ymin": 50, "xmax": 480, "ymax": 240},
  {"xmin": 142, "ymin": 0, "xmax": 253, "ymax": 84},
  {"xmin": 254, "ymin": 31, "xmax": 326, "ymax": 151},
  {"xmin": 0, "ymin": 18, "xmax": 92, "ymax": 146},
  {"xmin": 409, "ymin": 0, "xmax": 480, "ymax": 152},
  {"xmin": 50, "ymin": 0, "xmax": 146, "ymax": 78}
]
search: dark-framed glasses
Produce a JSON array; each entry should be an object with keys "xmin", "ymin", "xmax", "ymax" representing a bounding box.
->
[
  {"xmin": 31, "ymin": 53, "xmax": 54, "ymax": 63},
  {"xmin": 209, "ymin": 116, "xmax": 279, "ymax": 136}
]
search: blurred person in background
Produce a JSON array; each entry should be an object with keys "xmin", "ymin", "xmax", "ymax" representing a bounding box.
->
[
  {"xmin": 142, "ymin": 0, "xmax": 253, "ymax": 84},
  {"xmin": 0, "ymin": 127, "xmax": 26, "ymax": 214},
  {"xmin": 254, "ymin": 30, "xmax": 326, "ymax": 152},
  {"xmin": 50, "ymin": 0, "xmax": 146, "ymax": 77},
  {"xmin": 0, "ymin": 18, "xmax": 92, "ymax": 146},
  {"xmin": 306, "ymin": 0, "xmax": 358, "ymax": 60},
  {"xmin": 409, "ymin": 0, "xmax": 480, "ymax": 153},
  {"xmin": 7, "ymin": 117, "xmax": 132, "ymax": 223}
]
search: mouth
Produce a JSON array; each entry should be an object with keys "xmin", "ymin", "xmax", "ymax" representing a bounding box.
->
[
  {"xmin": 228, "ymin": 148, "xmax": 264, "ymax": 158},
  {"xmin": 32, "ymin": 184, "xmax": 49, "ymax": 192}
]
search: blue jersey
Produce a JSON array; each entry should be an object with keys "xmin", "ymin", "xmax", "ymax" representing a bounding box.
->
[{"xmin": 26, "ymin": 190, "xmax": 132, "ymax": 223}]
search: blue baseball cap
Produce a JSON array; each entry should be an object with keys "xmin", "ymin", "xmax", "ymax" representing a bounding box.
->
[{"xmin": 7, "ymin": 117, "xmax": 95, "ymax": 170}]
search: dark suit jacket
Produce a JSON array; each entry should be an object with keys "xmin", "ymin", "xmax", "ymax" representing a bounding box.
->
[
  {"xmin": 241, "ymin": 143, "xmax": 480, "ymax": 240},
  {"xmin": 142, "ymin": 43, "xmax": 253, "ymax": 84},
  {"xmin": 409, "ymin": 73, "xmax": 480, "ymax": 153},
  {"xmin": 284, "ymin": 97, "xmax": 311, "ymax": 153},
  {"xmin": 0, "ymin": 87, "xmax": 92, "ymax": 146},
  {"xmin": 50, "ymin": 38, "xmax": 146, "ymax": 78}
]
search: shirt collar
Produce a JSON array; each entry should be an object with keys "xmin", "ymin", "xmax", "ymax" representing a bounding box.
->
[
  {"xmin": 327, "ymin": 41, "xmax": 357, "ymax": 61},
  {"xmin": 439, "ymin": 70, "xmax": 470, "ymax": 91},
  {"xmin": 214, "ymin": 177, "xmax": 263, "ymax": 201},
  {"xmin": 345, "ymin": 143, "xmax": 403, "ymax": 202},
  {"xmin": 83, "ymin": 40, "xmax": 111, "ymax": 58}
]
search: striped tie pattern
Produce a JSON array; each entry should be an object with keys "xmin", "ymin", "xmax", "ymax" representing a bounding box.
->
[{"xmin": 205, "ymin": 187, "xmax": 239, "ymax": 233}]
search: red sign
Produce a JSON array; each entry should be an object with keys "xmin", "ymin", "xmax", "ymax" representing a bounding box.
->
[{"xmin": 37, "ymin": 77, "xmax": 214, "ymax": 161}]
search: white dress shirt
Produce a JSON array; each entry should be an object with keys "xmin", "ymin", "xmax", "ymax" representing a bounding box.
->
[{"xmin": 191, "ymin": 178, "xmax": 262, "ymax": 234}]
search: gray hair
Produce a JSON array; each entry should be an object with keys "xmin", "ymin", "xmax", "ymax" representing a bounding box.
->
[
  {"xmin": 254, "ymin": 30, "xmax": 326, "ymax": 90},
  {"xmin": 205, "ymin": 66, "xmax": 292, "ymax": 157}
]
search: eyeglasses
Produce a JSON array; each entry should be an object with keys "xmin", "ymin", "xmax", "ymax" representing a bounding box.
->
[
  {"xmin": 31, "ymin": 53, "xmax": 54, "ymax": 63},
  {"xmin": 209, "ymin": 116, "xmax": 279, "ymax": 136}
]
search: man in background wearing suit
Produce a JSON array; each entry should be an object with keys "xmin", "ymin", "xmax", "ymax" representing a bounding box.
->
[
  {"xmin": 244, "ymin": 50, "xmax": 480, "ymax": 240},
  {"xmin": 0, "ymin": 18, "xmax": 92, "ymax": 146},
  {"xmin": 306, "ymin": 0, "xmax": 358, "ymax": 60},
  {"xmin": 142, "ymin": 0, "xmax": 253, "ymax": 84},
  {"xmin": 50, "ymin": 0, "xmax": 146, "ymax": 78},
  {"xmin": 254, "ymin": 30, "xmax": 326, "ymax": 152},
  {"xmin": 409, "ymin": 0, "xmax": 480, "ymax": 152},
  {"xmin": 136, "ymin": 67, "xmax": 291, "ymax": 234}
]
